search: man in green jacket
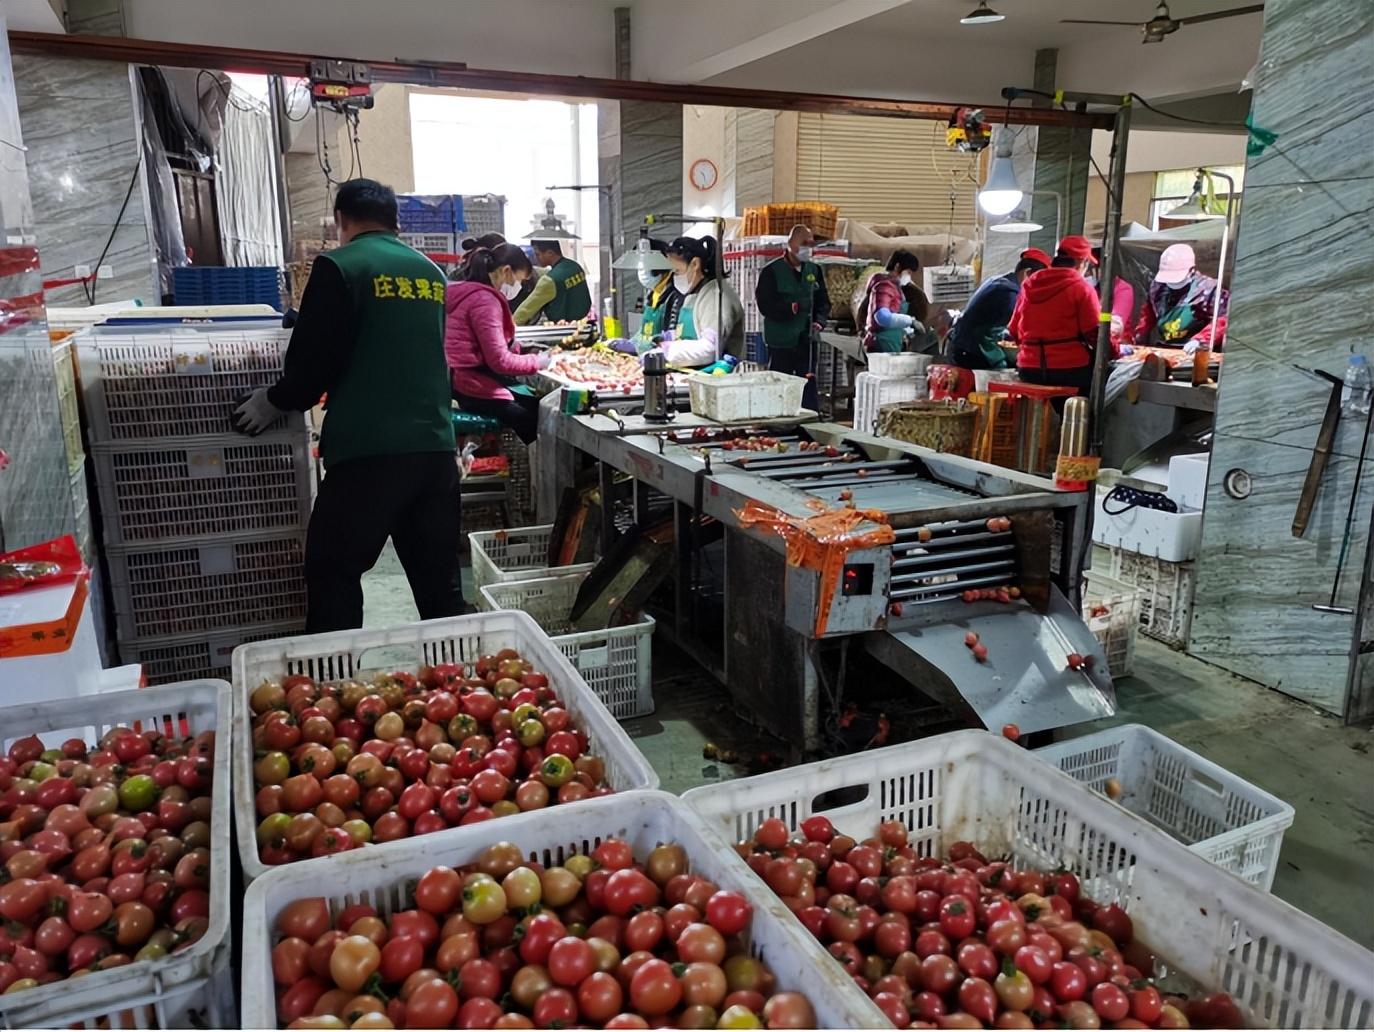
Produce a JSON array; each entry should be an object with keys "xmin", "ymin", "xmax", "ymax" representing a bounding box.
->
[
  {"xmin": 755, "ymin": 224, "xmax": 830, "ymax": 410},
  {"xmin": 514, "ymin": 239, "xmax": 593, "ymax": 325},
  {"xmin": 233, "ymin": 178, "xmax": 461, "ymax": 632}
]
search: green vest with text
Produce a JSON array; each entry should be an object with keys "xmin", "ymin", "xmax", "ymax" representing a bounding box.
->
[
  {"xmin": 318, "ymin": 232, "xmax": 456, "ymax": 468},
  {"xmin": 762, "ymin": 257, "xmax": 822, "ymax": 350},
  {"xmin": 542, "ymin": 257, "xmax": 592, "ymax": 323}
]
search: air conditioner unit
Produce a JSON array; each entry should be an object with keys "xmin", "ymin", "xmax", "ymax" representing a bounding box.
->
[{"xmin": 923, "ymin": 265, "xmax": 976, "ymax": 309}]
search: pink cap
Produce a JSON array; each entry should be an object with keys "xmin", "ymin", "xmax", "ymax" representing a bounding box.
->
[{"xmin": 1155, "ymin": 244, "xmax": 1196, "ymax": 286}]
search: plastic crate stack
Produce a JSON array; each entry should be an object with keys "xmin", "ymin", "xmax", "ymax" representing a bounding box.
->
[
  {"xmin": 172, "ymin": 266, "xmax": 283, "ymax": 310},
  {"xmin": 724, "ymin": 237, "xmax": 851, "ymax": 338},
  {"xmin": 76, "ymin": 328, "xmax": 312, "ymax": 684}
]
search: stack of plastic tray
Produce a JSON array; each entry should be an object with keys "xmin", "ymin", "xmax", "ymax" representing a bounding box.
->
[
  {"xmin": 240, "ymin": 792, "xmax": 879, "ymax": 1029},
  {"xmin": 469, "ymin": 523, "xmax": 595, "ymax": 593},
  {"xmin": 0, "ymin": 680, "xmax": 234, "ymax": 1030},
  {"xmin": 684, "ymin": 731, "xmax": 1373, "ymax": 1030},
  {"xmin": 75, "ymin": 328, "xmax": 311, "ymax": 681},
  {"xmin": 461, "ymin": 192, "xmax": 506, "ymax": 235},
  {"xmin": 1082, "ymin": 568, "xmax": 1144, "ymax": 678},
  {"xmin": 172, "ymin": 266, "xmax": 282, "ymax": 310},
  {"xmin": 1105, "ymin": 543, "xmax": 1197, "ymax": 647},
  {"xmin": 53, "ymin": 338, "xmax": 84, "ymax": 474},
  {"xmin": 854, "ymin": 370, "xmax": 922, "ymax": 434}
]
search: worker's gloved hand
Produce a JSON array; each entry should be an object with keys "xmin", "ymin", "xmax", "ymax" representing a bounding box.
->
[
  {"xmin": 232, "ymin": 388, "xmax": 283, "ymax": 436},
  {"xmin": 534, "ymin": 352, "xmax": 554, "ymax": 370},
  {"xmin": 1119, "ymin": 344, "xmax": 1135, "ymax": 357},
  {"xmin": 652, "ymin": 330, "xmax": 675, "ymax": 344},
  {"xmin": 812, "ymin": 322, "xmax": 825, "ymax": 335},
  {"xmin": 608, "ymin": 337, "xmax": 638, "ymax": 355},
  {"xmin": 1182, "ymin": 339, "xmax": 1203, "ymax": 357}
]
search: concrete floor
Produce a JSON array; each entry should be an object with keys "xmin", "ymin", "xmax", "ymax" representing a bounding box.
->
[{"xmin": 362, "ymin": 545, "xmax": 1374, "ymax": 950}]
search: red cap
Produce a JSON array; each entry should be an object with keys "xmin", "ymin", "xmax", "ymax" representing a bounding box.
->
[
  {"xmin": 1057, "ymin": 235, "xmax": 1097, "ymax": 264},
  {"xmin": 1020, "ymin": 247, "xmax": 1053, "ymax": 268}
]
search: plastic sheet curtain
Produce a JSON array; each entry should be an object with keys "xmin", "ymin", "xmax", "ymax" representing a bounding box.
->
[{"xmin": 215, "ymin": 92, "xmax": 283, "ymax": 269}]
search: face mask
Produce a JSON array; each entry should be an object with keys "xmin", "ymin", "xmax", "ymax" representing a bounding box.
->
[
  {"xmin": 637, "ymin": 268, "xmax": 658, "ymax": 289},
  {"xmin": 499, "ymin": 279, "xmax": 521, "ymax": 300},
  {"xmin": 899, "ymin": 272, "xmax": 913, "ymax": 287},
  {"xmin": 673, "ymin": 273, "xmax": 693, "ymax": 295},
  {"xmin": 794, "ymin": 246, "xmax": 813, "ymax": 262}
]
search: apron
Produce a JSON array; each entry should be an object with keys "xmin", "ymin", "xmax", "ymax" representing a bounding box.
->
[
  {"xmin": 677, "ymin": 303, "xmax": 697, "ymax": 342},
  {"xmin": 874, "ymin": 298, "xmax": 910, "ymax": 353},
  {"xmin": 1152, "ymin": 279, "xmax": 1212, "ymax": 344}
]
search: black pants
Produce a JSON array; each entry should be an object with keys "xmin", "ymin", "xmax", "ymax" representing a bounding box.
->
[
  {"xmin": 454, "ymin": 391, "xmax": 539, "ymax": 444},
  {"xmin": 768, "ymin": 343, "xmax": 818, "ymax": 412},
  {"xmin": 304, "ymin": 451, "xmax": 464, "ymax": 633},
  {"xmin": 1018, "ymin": 365, "xmax": 1093, "ymax": 395}
]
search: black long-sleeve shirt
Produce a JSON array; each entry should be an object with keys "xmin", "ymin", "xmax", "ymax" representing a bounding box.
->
[{"xmin": 267, "ymin": 256, "xmax": 356, "ymax": 411}]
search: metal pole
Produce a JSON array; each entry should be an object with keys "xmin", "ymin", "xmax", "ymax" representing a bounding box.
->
[
  {"xmin": 267, "ymin": 75, "xmax": 294, "ymax": 268},
  {"xmin": 1207, "ymin": 169, "xmax": 1235, "ymax": 351},
  {"xmin": 1088, "ymin": 97, "xmax": 1130, "ymax": 459}
]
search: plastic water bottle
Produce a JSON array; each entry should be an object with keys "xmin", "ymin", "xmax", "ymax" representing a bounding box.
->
[{"xmin": 1341, "ymin": 354, "xmax": 1371, "ymax": 417}]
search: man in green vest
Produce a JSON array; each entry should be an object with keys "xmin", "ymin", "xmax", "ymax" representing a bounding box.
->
[
  {"xmin": 514, "ymin": 239, "xmax": 593, "ymax": 325},
  {"xmin": 755, "ymin": 224, "xmax": 831, "ymax": 410},
  {"xmin": 233, "ymin": 178, "xmax": 461, "ymax": 632}
]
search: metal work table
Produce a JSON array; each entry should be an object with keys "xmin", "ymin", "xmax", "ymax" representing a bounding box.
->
[{"xmin": 1134, "ymin": 379, "xmax": 1218, "ymax": 413}]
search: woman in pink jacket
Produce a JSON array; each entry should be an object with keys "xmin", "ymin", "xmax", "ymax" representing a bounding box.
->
[{"xmin": 445, "ymin": 243, "xmax": 551, "ymax": 442}]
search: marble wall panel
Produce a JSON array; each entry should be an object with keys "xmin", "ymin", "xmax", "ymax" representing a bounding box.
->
[
  {"xmin": 734, "ymin": 108, "xmax": 775, "ymax": 211},
  {"xmin": 13, "ymin": 55, "xmax": 156, "ymax": 306},
  {"xmin": 0, "ymin": 23, "xmax": 77, "ymax": 553},
  {"xmin": 1192, "ymin": 0, "xmax": 1374, "ymax": 717},
  {"xmin": 607, "ymin": 100, "xmax": 682, "ymax": 307}
]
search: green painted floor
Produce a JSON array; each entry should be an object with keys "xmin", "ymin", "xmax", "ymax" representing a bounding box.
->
[{"xmin": 362, "ymin": 546, "xmax": 1374, "ymax": 950}]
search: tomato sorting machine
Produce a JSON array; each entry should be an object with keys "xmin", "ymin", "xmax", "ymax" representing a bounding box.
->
[{"xmin": 542, "ymin": 403, "xmax": 1113, "ymax": 753}]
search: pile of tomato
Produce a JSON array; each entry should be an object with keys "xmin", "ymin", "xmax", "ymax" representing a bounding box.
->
[
  {"xmin": 735, "ymin": 816, "xmax": 1247, "ymax": 1029},
  {"xmin": 0, "ymin": 726, "xmax": 217, "ymax": 997},
  {"xmin": 270, "ymin": 838, "xmax": 817, "ymax": 1030},
  {"xmin": 250, "ymin": 653, "xmax": 616, "ymax": 866}
]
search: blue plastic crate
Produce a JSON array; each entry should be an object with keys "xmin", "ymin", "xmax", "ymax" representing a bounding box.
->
[
  {"xmin": 173, "ymin": 267, "xmax": 282, "ymax": 310},
  {"xmin": 398, "ymin": 194, "xmax": 464, "ymax": 234}
]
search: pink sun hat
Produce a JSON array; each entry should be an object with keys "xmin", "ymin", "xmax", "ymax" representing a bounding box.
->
[{"xmin": 1155, "ymin": 244, "xmax": 1196, "ymax": 286}]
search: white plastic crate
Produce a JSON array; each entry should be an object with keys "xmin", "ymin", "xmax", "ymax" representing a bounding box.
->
[
  {"xmin": 107, "ymin": 530, "xmax": 307, "ymax": 640},
  {"xmin": 239, "ymin": 791, "xmax": 877, "ymax": 1030},
  {"xmin": 469, "ymin": 523, "xmax": 594, "ymax": 593},
  {"xmin": 69, "ymin": 458, "xmax": 94, "ymax": 564},
  {"xmin": 689, "ymin": 370, "xmax": 806, "ymax": 422},
  {"xmin": 867, "ymin": 352, "xmax": 931, "ymax": 378},
  {"xmin": 854, "ymin": 371, "xmax": 922, "ymax": 434},
  {"xmin": 1035, "ymin": 724, "xmax": 1296, "ymax": 891},
  {"xmin": 91, "ymin": 432, "xmax": 313, "ymax": 545},
  {"xmin": 478, "ymin": 573, "xmax": 655, "ymax": 719},
  {"xmin": 1083, "ymin": 569, "xmax": 1143, "ymax": 678},
  {"xmin": 461, "ymin": 193, "xmax": 506, "ymax": 236},
  {"xmin": 76, "ymin": 329, "xmax": 298, "ymax": 441},
  {"xmin": 399, "ymin": 231, "xmax": 457, "ymax": 255},
  {"xmin": 0, "ymin": 681, "xmax": 234, "ymax": 1030},
  {"xmin": 684, "ymin": 731, "xmax": 1374, "ymax": 1030},
  {"xmin": 1106, "ymin": 544, "xmax": 1197, "ymax": 647},
  {"xmin": 230, "ymin": 610, "xmax": 659, "ymax": 881},
  {"xmin": 119, "ymin": 624, "xmax": 301, "ymax": 685}
]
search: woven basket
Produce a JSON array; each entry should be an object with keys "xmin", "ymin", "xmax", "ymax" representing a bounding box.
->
[{"xmin": 877, "ymin": 399, "xmax": 976, "ymax": 456}]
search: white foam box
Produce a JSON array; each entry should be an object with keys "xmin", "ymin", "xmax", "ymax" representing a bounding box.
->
[
  {"xmin": 0, "ymin": 574, "xmax": 102, "ymax": 710},
  {"xmin": 1169, "ymin": 452, "xmax": 1210, "ymax": 511},
  {"xmin": 1092, "ymin": 486, "xmax": 1203, "ymax": 563}
]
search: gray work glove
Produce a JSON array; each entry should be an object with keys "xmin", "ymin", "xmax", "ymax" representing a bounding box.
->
[{"xmin": 233, "ymin": 387, "xmax": 284, "ymax": 435}]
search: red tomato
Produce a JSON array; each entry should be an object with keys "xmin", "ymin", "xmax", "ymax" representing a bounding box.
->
[
  {"xmin": 456, "ymin": 958, "xmax": 500, "ymax": 1000},
  {"xmin": 547, "ymin": 936, "xmax": 596, "ymax": 987},
  {"xmin": 1092, "ymin": 904, "xmax": 1133, "ymax": 946},
  {"xmin": 938, "ymin": 894, "xmax": 975, "ymax": 939},
  {"xmin": 704, "ymin": 891, "xmax": 752, "ymax": 937},
  {"xmin": 278, "ymin": 975, "xmax": 329, "ymax": 1023},
  {"xmin": 591, "ymin": 839, "xmax": 634, "ymax": 871},
  {"xmin": 1129, "ymin": 986, "xmax": 1163, "ymax": 1024},
  {"xmin": 406, "ymin": 979, "xmax": 459, "ymax": 1028},
  {"xmin": 380, "ymin": 936, "xmax": 425, "ymax": 984},
  {"xmin": 957, "ymin": 941, "xmax": 998, "ymax": 980},
  {"xmin": 414, "ymin": 867, "xmax": 461, "ymax": 915},
  {"xmin": 531, "ymin": 988, "xmax": 578, "ymax": 1028},
  {"xmin": 1091, "ymin": 982, "xmax": 1131, "ymax": 1022},
  {"xmin": 623, "ymin": 911, "xmax": 664, "ymax": 953},
  {"xmin": 390, "ymin": 910, "xmax": 439, "ymax": 948},
  {"xmin": 1051, "ymin": 961, "xmax": 1088, "ymax": 1002},
  {"xmin": 959, "ymin": 977, "xmax": 998, "ymax": 1024},
  {"xmin": 456, "ymin": 997, "xmax": 503, "ymax": 1029},
  {"xmin": 577, "ymin": 971, "xmax": 624, "ymax": 1023},
  {"xmin": 628, "ymin": 958, "xmax": 682, "ymax": 1016},
  {"xmin": 1048, "ymin": 870, "xmax": 1080, "ymax": 904},
  {"xmin": 602, "ymin": 869, "xmax": 659, "ymax": 917},
  {"xmin": 800, "ymin": 815, "xmax": 835, "ymax": 842},
  {"xmin": 1014, "ymin": 944, "xmax": 1052, "ymax": 984}
]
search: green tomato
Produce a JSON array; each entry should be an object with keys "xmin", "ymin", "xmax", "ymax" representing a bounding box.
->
[
  {"xmin": 517, "ymin": 719, "xmax": 545, "ymax": 748},
  {"xmin": 118, "ymin": 773, "xmax": 159, "ymax": 811},
  {"xmin": 461, "ymin": 879, "xmax": 508, "ymax": 924},
  {"xmin": 539, "ymin": 753, "xmax": 574, "ymax": 788},
  {"xmin": 135, "ymin": 942, "xmax": 167, "ymax": 962},
  {"xmin": 716, "ymin": 1005, "xmax": 763, "ymax": 1029},
  {"xmin": 511, "ymin": 703, "xmax": 540, "ymax": 726},
  {"xmin": 39, "ymin": 749, "xmax": 64, "ymax": 765},
  {"xmin": 28, "ymin": 762, "xmax": 56, "ymax": 783},
  {"xmin": 341, "ymin": 819, "xmax": 372, "ymax": 845},
  {"xmin": 257, "ymin": 812, "xmax": 293, "ymax": 847}
]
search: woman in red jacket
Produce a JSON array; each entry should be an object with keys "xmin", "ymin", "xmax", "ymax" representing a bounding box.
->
[
  {"xmin": 1005, "ymin": 235, "xmax": 1104, "ymax": 396},
  {"xmin": 445, "ymin": 243, "xmax": 552, "ymax": 442}
]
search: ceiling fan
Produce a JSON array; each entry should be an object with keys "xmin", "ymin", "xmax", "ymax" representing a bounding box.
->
[{"xmin": 1061, "ymin": 2, "xmax": 1264, "ymax": 43}]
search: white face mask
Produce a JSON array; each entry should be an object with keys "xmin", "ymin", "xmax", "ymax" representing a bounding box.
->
[
  {"xmin": 794, "ymin": 245, "xmax": 813, "ymax": 262},
  {"xmin": 673, "ymin": 273, "xmax": 693, "ymax": 295},
  {"xmin": 899, "ymin": 272, "xmax": 913, "ymax": 287},
  {"xmin": 499, "ymin": 278, "xmax": 522, "ymax": 300},
  {"xmin": 637, "ymin": 268, "xmax": 658, "ymax": 289}
]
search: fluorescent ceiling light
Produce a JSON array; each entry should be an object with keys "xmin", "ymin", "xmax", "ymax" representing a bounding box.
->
[{"xmin": 961, "ymin": 3, "xmax": 1005, "ymax": 25}]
